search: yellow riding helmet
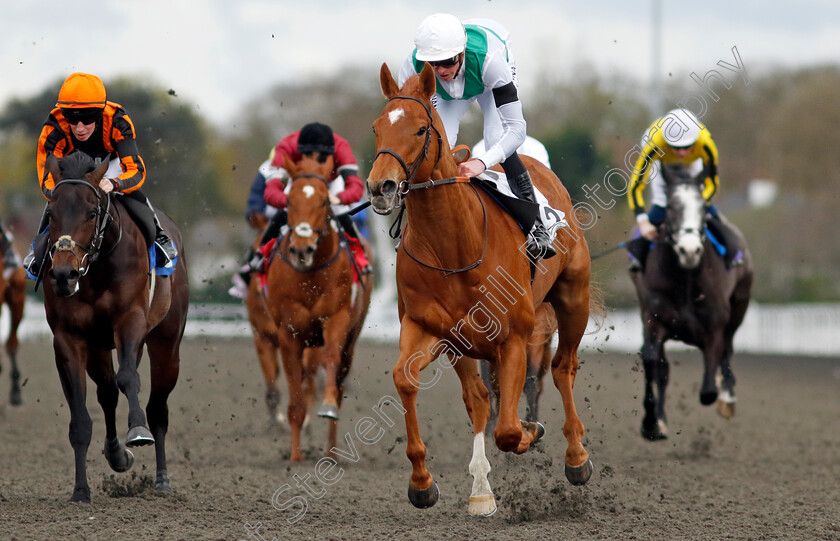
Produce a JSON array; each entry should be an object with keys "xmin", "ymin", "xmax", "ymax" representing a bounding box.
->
[{"xmin": 56, "ymin": 73, "xmax": 107, "ymax": 109}]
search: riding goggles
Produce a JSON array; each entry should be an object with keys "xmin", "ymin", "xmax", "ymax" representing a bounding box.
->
[{"xmin": 429, "ymin": 55, "xmax": 460, "ymax": 68}]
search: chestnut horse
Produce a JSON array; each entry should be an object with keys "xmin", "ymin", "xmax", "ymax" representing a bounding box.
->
[
  {"xmin": 42, "ymin": 152, "xmax": 189, "ymax": 502},
  {"xmin": 242, "ymin": 216, "xmax": 286, "ymax": 424},
  {"xmin": 630, "ymin": 164, "xmax": 753, "ymax": 440},
  {"xmin": 367, "ymin": 63, "xmax": 596, "ymax": 516},
  {"xmin": 264, "ymin": 154, "xmax": 372, "ymax": 461},
  {"xmin": 0, "ymin": 258, "xmax": 26, "ymax": 405}
]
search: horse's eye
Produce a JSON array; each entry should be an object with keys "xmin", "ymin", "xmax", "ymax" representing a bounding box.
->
[
  {"xmin": 372, "ymin": 126, "xmax": 376, "ymax": 135},
  {"xmin": 416, "ymin": 126, "xmax": 427, "ymax": 136},
  {"xmin": 87, "ymin": 210, "xmax": 97, "ymax": 221}
]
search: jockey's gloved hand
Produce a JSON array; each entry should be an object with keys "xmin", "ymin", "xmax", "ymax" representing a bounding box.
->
[{"xmin": 637, "ymin": 214, "xmax": 658, "ymax": 240}]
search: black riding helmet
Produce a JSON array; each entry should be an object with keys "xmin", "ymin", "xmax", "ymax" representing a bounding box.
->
[{"xmin": 298, "ymin": 122, "xmax": 335, "ymax": 155}]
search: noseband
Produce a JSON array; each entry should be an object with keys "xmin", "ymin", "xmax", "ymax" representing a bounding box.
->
[
  {"xmin": 49, "ymin": 179, "xmax": 113, "ymax": 276},
  {"xmin": 277, "ymin": 172, "xmax": 342, "ymax": 273}
]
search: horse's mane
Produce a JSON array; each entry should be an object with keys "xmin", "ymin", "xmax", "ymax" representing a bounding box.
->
[{"xmin": 58, "ymin": 152, "xmax": 97, "ymax": 180}]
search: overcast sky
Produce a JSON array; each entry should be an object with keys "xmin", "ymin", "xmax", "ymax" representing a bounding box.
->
[{"xmin": 2, "ymin": 0, "xmax": 838, "ymax": 126}]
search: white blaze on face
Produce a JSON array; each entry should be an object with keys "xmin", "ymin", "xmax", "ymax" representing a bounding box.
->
[
  {"xmin": 302, "ymin": 185, "xmax": 315, "ymax": 198},
  {"xmin": 294, "ymin": 223, "xmax": 314, "ymax": 238},
  {"xmin": 388, "ymin": 108, "xmax": 405, "ymax": 125},
  {"xmin": 673, "ymin": 184, "xmax": 705, "ymax": 268}
]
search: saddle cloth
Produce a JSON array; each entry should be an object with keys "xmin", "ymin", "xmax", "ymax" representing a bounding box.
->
[{"xmin": 473, "ymin": 170, "xmax": 568, "ymax": 242}]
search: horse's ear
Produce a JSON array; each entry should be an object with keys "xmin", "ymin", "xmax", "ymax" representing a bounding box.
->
[
  {"xmin": 418, "ymin": 63, "xmax": 437, "ymax": 100},
  {"xmin": 451, "ymin": 145, "xmax": 471, "ymax": 165},
  {"xmin": 282, "ymin": 153, "xmax": 296, "ymax": 177},
  {"xmin": 380, "ymin": 63, "xmax": 399, "ymax": 99},
  {"xmin": 45, "ymin": 153, "xmax": 62, "ymax": 182},
  {"xmin": 87, "ymin": 158, "xmax": 110, "ymax": 185}
]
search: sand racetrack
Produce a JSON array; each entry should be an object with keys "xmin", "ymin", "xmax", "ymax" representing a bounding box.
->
[{"xmin": 0, "ymin": 336, "xmax": 837, "ymax": 540}]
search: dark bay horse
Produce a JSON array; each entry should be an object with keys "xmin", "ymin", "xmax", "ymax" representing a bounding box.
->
[
  {"xmin": 264, "ymin": 154, "xmax": 372, "ymax": 461},
  {"xmin": 0, "ymin": 259, "xmax": 26, "ymax": 405},
  {"xmin": 367, "ymin": 63, "xmax": 597, "ymax": 516},
  {"xmin": 42, "ymin": 152, "xmax": 189, "ymax": 502},
  {"xmin": 630, "ymin": 164, "xmax": 753, "ymax": 440}
]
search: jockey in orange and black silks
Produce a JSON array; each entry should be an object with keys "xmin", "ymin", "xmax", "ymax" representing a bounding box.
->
[
  {"xmin": 37, "ymin": 73, "xmax": 145, "ymax": 198},
  {"xmin": 25, "ymin": 73, "xmax": 178, "ymax": 280}
]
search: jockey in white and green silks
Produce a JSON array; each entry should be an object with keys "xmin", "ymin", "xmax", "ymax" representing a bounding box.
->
[{"xmin": 398, "ymin": 13, "xmax": 556, "ymax": 259}]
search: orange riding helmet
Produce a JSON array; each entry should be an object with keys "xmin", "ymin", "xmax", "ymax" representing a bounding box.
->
[{"xmin": 56, "ymin": 73, "xmax": 107, "ymax": 109}]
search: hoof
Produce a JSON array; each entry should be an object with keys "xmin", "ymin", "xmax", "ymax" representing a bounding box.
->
[
  {"xmin": 156, "ymin": 472, "xmax": 173, "ymax": 493},
  {"xmin": 126, "ymin": 426, "xmax": 155, "ymax": 447},
  {"xmin": 317, "ymin": 404, "xmax": 339, "ymax": 420},
  {"xmin": 564, "ymin": 458, "xmax": 594, "ymax": 486},
  {"xmin": 104, "ymin": 441, "xmax": 135, "ymax": 473},
  {"xmin": 408, "ymin": 481, "xmax": 440, "ymax": 509},
  {"xmin": 10, "ymin": 389, "xmax": 22, "ymax": 406},
  {"xmin": 716, "ymin": 399, "xmax": 736, "ymax": 419},
  {"xmin": 468, "ymin": 493, "xmax": 497, "ymax": 517},
  {"xmin": 70, "ymin": 487, "xmax": 91, "ymax": 503},
  {"xmin": 534, "ymin": 421, "xmax": 546, "ymax": 443},
  {"xmin": 699, "ymin": 390, "xmax": 718, "ymax": 406},
  {"xmin": 641, "ymin": 419, "xmax": 668, "ymax": 441}
]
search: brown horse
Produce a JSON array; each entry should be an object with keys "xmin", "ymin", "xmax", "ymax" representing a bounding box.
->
[
  {"xmin": 630, "ymin": 164, "xmax": 753, "ymax": 440},
  {"xmin": 367, "ymin": 63, "xmax": 596, "ymax": 515},
  {"xmin": 42, "ymin": 152, "xmax": 189, "ymax": 502},
  {"xmin": 0, "ymin": 258, "xmax": 26, "ymax": 405},
  {"xmin": 264, "ymin": 154, "xmax": 372, "ymax": 461}
]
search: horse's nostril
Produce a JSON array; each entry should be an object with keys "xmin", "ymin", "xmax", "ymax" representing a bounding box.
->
[
  {"xmin": 69, "ymin": 270, "xmax": 80, "ymax": 280},
  {"xmin": 381, "ymin": 180, "xmax": 397, "ymax": 195},
  {"xmin": 305, "ymin": 246, "xmax": 315, "ymax": 255},
  {"xmin": 289, "ymin": 246, "xmax": 298, "ymax": 256}
]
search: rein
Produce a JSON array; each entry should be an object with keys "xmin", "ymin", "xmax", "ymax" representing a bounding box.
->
[
  {"xmin": 49, "ymin": 179, "xmax": 116, "ymax": 276},
  {"xmin": 373, "ymin": 94, "xmax": 487, "ymax": 276}
]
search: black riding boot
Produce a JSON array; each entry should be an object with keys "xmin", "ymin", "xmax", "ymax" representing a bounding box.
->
[
  {"xmin": 510, "ymin": 171, "xmax": 557, "ymax": 260},
  {"xmin": 142, "ymin": 196, "xmax": 178, "ymax": 268},
  {"xmin": 626, "ymin": 237, "xmax": 651, "ymax": 272},
  {"xmin": 706, "ymin": 214, "xmax": 741, "ymax": 269},
  {"xmin": 336, "ymin": 213, "xmax": 359, "ymax": 240}
]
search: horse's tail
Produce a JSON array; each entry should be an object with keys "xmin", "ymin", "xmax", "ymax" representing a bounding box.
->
[{"xmin": 586, "ymin": 276, "xmax": 607, "ymax": 335}]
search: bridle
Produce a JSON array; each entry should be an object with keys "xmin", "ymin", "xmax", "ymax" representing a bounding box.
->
[
  {"xmin": 48, "ymin": 179, "xmax": 117, "ymax": 276},
  {"xmin": 276, "ymin": 172, "xmax": 343, "ymax": 273},
  {"xmin": 371, "ymin": 94, "xmax": 487, "ymax": 276}
]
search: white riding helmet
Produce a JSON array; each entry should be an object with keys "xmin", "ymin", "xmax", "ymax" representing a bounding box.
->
[
  {"xmin": 662, "ymin": 108, "xmax": 703, "ymax": 147},
  {"xmin": 414, "ymin": 13, "xmax": 466, "ymax": 62}
]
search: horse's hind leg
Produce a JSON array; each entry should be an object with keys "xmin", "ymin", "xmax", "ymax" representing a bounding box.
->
[
  {"xmin": 53, "ymin": 335, "xmax": 94, "ymax": 502},
  {"xmin": 87, "ymin": 350, "xmax": 134, "ymax": 474},
  {"xmin": 547, "ymin": 272, "xmax": 593, "ymax": 485},
  {"xmin": 452, "ymin": 357, "xmax": 496, "ymax": 516},
  {"xmin": 641, "ymin": 321, "xmax": 669, "ymax": 440},
  {"xmin": 478, "ymin": 360, "xmax": 499, "ymax": 433},
  {"xmin": 524, "ymin": 338, "xmax": 551, "ymax": 423},
  {"xmin": 145, "ymin": 336, "xmax": 181, "ymax": 493}
]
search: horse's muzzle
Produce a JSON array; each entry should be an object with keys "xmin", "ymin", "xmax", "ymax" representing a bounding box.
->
[
  {"xmin": 49, "ymin": 267, "xmax": 81, "ymax": 297},
  {"xmin": 368, "ymin": 179, "xmax": 399, "ymax": 215}
]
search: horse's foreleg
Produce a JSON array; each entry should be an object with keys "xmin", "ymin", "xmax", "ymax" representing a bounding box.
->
[
  {"xmin": 5, "ymin": 272, "xmax": 24, "ymax": 406},
  {"xmin": 114, "ymin": 315, "xmax": 153, "ymax": 447},
  {"xmin": 452, "ymin": 357, "xmax": 496, "ymax": 516},
  {"xmin": 641, "ymin": 320, "xmax": 669, "ymax": 440},
  {"xmin": 393, "ymin": 318, "xmax": 441, "ymax": 509},
  {"xmin": 87, "ymin": 350, "xmax": 134, "ymax": 475},
  {"xmin": 495, "ymin": 335, "xmax": 532, "ymax": 454},
  {"xmin": 700, "ymin": 331, "xmax": 725, "ymax": 406},
  {"xmin": 53, "ymin": 335, "xmax": 93, "ymax": 502},
  {"xmin": 278, "ymin": 336, "xmax": 306, "ymax": 461},
  {"xmin": 318, "ymin": 311, "xmax": 352, "ymax": 421}
]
